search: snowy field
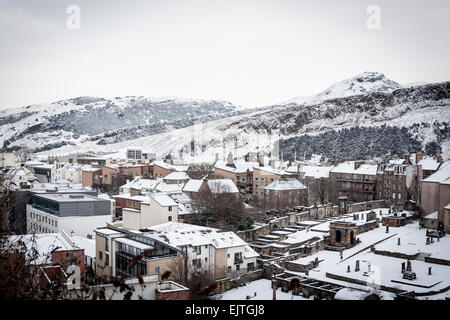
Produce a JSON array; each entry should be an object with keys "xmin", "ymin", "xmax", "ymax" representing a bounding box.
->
[{"xmin": 213, "ymin": 279, "xmax": 313, "ymax": 300}]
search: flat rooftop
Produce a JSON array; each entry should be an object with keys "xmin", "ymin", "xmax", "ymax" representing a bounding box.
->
[{"xmin": 34, "ymin": 193, "xmax": 107, "ymax": 202}]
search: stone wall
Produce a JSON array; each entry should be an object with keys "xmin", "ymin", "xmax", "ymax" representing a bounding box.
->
[{"xmin": 346, "ymin": 200, "xmax": 387, "ymax": 213}]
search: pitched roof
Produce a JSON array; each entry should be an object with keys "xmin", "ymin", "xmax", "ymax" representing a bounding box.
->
[
  {"xmin": 151, "ymin": 193, "xmax": 178, "ymax": 207},
  {"xmin": 164, "ymin": 171, "xmax": 190, "ymax": 180},
  {"xmin": 7, "ymin": 233, "xmax": 78, "ymax": 265},
  {"xmin": 423, "ymin": 161, "xmax": 450, "ymax": 183},
  {"xmin": 183, "ymin": 179, "xmax": 204, "ymax": 193},
  {"xmin": 152, "ymin": 160, "xmax": 188, "ymax": 172},
  {"xmin": 418, "ymin": 158, "xmax": 441, "ymax": 171},
  {"xmin": 207, "ymin": 179, "xmax": 239, "ymax": 193},
  {"xmin": 265, "ymin": 178, "xmax": 307, "ymax": 190},
  {"xmin": 331, "ymin": 161, "xmax": 378, "ymax": 175},
  {"xmin": 300, "ymin": 165, "xmax": 334, "ymax": 179}
]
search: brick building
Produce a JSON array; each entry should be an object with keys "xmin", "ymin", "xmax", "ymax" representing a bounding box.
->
[
  {"xmin": 263, "ymin": 178, "xmax": 308, "ymax": 211},
  {"xmin": 330, "ymin": 161, "xmax": 378, "ymax": 203}
]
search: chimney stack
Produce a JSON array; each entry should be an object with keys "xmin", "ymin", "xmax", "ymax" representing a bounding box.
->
[
  {"xmin": 354, "ymin": 160, "xmax": 364, "ymax": 170},
  {"xmin": 405, "ymin": 152, "xmax": 411, "ymax": 165},
  {"xmin": 258, "ymin": 153, "xmax": 264, "ymax": 167},
  {"xmin": 387, "ymin": 151, "xmax": 391, "ymax": 161},
  {"xmin": 437, "ymin": 154, "xmax": 442, "ymax": 163},
  {"xmin": 415, "ymin": 151, "xmax": 423, "ymax": 164}
]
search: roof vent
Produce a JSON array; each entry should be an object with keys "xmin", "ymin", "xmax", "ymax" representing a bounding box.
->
[{"xmin": 69, "ymin": 194, "xmax": 84, "ymax": 199}]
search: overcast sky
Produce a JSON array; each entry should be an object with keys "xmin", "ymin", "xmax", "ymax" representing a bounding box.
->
[{"xmin": 0, "ymin": 0, "xmax": 449, "ymax": 109}]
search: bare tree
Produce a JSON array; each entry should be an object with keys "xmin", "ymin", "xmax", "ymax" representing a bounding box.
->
[
  {"xmin": 15, "ymin": 147, "xmax": 29, "ymax": 164},
  {"xmin": 190, "ymin": 180, "xmax": 251, "ymax": 231},
  {"xmin": 187, "ymin": 163, "xmax": 213, "ymax": 179},
  {"xmin": 168, "ymin": 259, "xmax": 215, "ymax": 300}
]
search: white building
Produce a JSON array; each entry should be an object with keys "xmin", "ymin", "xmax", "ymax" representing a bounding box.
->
[
  {"xmin": 27, "ymin": 193, "xmax": 112, "ymax": 238},
  {"xmin": 122, "ymin": 193, "xmax": 179, "ymax": 230},
  {"xmin": 143, "ymin": 222, "xmax": 259, "ymax": 281}
]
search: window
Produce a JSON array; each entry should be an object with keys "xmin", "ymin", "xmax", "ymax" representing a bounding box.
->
[
  {"xmin": 155, "ymin": 266, "xmax": 159, "ymax": 274},
  {"xmin": 99, "ymin": 251, "xmax": 103, "ymax": 260},
  {"xmin": 236, "ymin": 264, "xmax": 240, "ymax": 271},
  {"xmin": 234, "ymin": 252, "xmax": 243, "ymax": 264},
  {"xmin": 227, "ymin": 266, "xmax": 232, "ymax": 273},
  {"xmin": 105, "ymin": 254, "xmax": 109, "ymax": 266},
  {"xmin": 193, "ymin": 258, "xmax": 201, "ymax": 268},
  {"xmin": 168, "ymin": 216, "xmax": 172, "ymax": 221},
  {"xmin": 168, "ymin": 206, "xmax": 172, "ymax": 212},
  {"xmin": 193, "ymin": 246, "xmax": 201, "ymax": 254},
  {"xmin": 247, "ymin": 262, "xmax": 255, "ymax": 271},
  {"xmin": 205, "ymin": 257, "xmax": 208, "ymax": 262}
]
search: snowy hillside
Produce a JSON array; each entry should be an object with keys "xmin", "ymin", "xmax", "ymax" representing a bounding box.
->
[
  {"xmin": 3, "ymin": 72, "xmax": 449, "ymax": 162},
  {"xmin": 33, "ymin": 80, "xmax": 450, "ymax": 163},
  {"xmin": 0, "ymin": 96, "xmax": 248, "ymax": 152}
]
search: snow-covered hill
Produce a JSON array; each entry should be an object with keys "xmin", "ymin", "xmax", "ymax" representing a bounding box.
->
[
  {"xmin": 2, "ymin": 72, "xmax": 449, "ymax": 162},
  {"xmin": 280, "ymin": 72, "xmax": 402, "ymax": 106},
  {"xmin": 0, "ymin": 96, "xmax": 248, "ymax": 152}
]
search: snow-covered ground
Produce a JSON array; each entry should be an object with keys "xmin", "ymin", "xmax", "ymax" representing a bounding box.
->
[
  {"xmin": 213, "ymin": 279, "xmax": 313, "ymax": 300},
  {"xmin": 286, "ymin": 219, "xmax": 450, "ymax": 297}
]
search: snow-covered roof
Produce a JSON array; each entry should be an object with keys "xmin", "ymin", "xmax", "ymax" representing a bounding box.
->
[
  {"xmin": 8, "ymin": 233, "xmax": 78, "ymax": 265},
  {"xmin": 143, "ymin": 223, "xmax": 217, "ymax": 247},
  {"xmin": 151, "ymin": 193, "xmax": 178, "ymax": 207},
  {"xmin": 169, "ymin": 192, "xmax": 195, "ymax": 215},
  {"xmin": 95, "ymin": 228, "xmax": 123, "ymax": 236},
  {"xmin": 331, "ymin": 161, "xmax": 378, "ymax": 175},
  {"xmin": 445, "ymin": 203, "xmax": 450, "ymax": 210},
  {"xmin": 183, "ymin": 179, "xmax": 204, "ymax": 193},
  {"xmin": 82, "ymin": 167, "xmax": 101, "ymax": 172},
  {"xmin": 70, "ymin": 235, "xmax": 96, "ymax": 258},
  {"xmin": 254, "ymin": 166, "xmax": 290, "ymax": 176},
  {"xmin": 142, "ymin": 223, "xmax": 249, "ymax": 249},
  {"xmin": 424, "ymin": 211, "xmax": 438, "ymax": 219},
  {"xmin": 265, "ymin": 178, "xmax": 306, "ymax": 190},
  {"xmin": 98, "ymin": 193, "xmax": 112, "ymax": 201},
  {"xmin": 207, "ymin": 179, "xmax": 239, "ymax": 193},
  {"xmin": 155, "ymin": 182, "xmax": 183, "ymax": 193},
  {"xmin": 164, "ymin": 171, "xmax": 190, "ymax": 180},
  {"xmin": 214, "ymin": 161, "xmax": 259, "ymax": 174},
  {"xmin": 244, "ymin": 245, "xmax": 259, "ymax": 259},
  {"xmin": 300, "ymin": 165, "xmax": 334, "ymax": 179},
  {"xmin": 120, "ymin": 177, "xmax": 161, "ymax": 191},
  {"xmin": 152, "ymin": 160, "xmax": 188, "ymax": 172},
  {"xmin": 285, "ymin": 165, "xmax": 299, "ymax": 173},
  {"xmin": 418, "ymin": 158, "xmax": 441, "ymax": 171},
  {"xmin": 205, "ymin": 231, "xmax": 247, "ymax": 249},
  {"xmin": 334, "ymin": 288, "xmax": 395, "ymax": 300},
  {"xmin": 389, "ymin": 159, "xmax": 405, "ymax": 165},
  {"xmin": 25, "ymin": 161, "xmax": 46, "ymax": 166},
  {"xmin": 149, "ymin": 222, "xmax": 217, "ymax": 233},
  {"xmin": 115, "ymin": 237, "xmax": 154, "ymax": 250},
  {"xmin": 423, "ymin": 161, "xmax": 450, "ymax": 183}
]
